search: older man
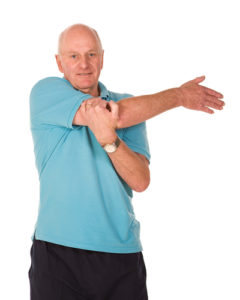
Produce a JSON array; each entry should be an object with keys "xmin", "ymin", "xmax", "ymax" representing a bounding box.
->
[{"xmin": 28, "ymin": 24, "xmax": 224, "ymax": 300}]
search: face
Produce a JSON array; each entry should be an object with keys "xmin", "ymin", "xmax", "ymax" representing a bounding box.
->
[{"xmin": 55, "ymin": 27, "xmax": 104, "ymax": 96}]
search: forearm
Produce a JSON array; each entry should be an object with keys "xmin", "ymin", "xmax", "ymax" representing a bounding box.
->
[
  {"xmin": 117, "ymin": 87, "xmax": 182, "ymax": 128},
  {"xmin": 78, "ymin": 100, "xmax": 150, "ymax": 192},
  {"xmin": 73, "ymin": 76, "xmax": 224, "ymax": 128},
  {"xmin": 107, "ymin": 137, "xmax": 150, "ymax": 192}
]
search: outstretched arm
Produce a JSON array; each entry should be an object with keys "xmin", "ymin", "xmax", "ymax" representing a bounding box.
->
[
  {"xmin": 115, "ymin": 76, "xmax": 225, "ymax": 128},
  {"xmin": 73, "ymin": 76, "xmax": 225, "ymax": 129}
]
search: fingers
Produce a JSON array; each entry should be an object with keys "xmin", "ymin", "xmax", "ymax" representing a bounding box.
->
[
  {"xmin": 85, "ymin": 98, "xmax": 117, "ymax": 111},
  {"xmin": 109, "ymin": 100, "xmax": 119, "ymax": 120},
  {"xmin": 180, "ymin": 76, "xmax": 225, "ymax": 114},
  {"xmin": 191, "ymin": 75, "xmax": 206, "ymax": 84},
  {"xmin": 201, "ymin": 85, "xmax": 225, "ymax": 111},
  {"xmin": 187, "ymin": 77, "xmax": 224, "ymax": 101},
  {"xmin": 85, "ymin": 97, "xmax": 101, "ymax": 106},
  {"xmin": 200, "ymin": 92, "xmax": 224, "ymax": 114},
  {"xmin": 84, "ymin": 98, "xmax": 116, "ymax": 116},
  {"xmin": 85, "ymin": 98, "xmax": 104, "ymax": 111},
  {"xmin": 181, "ymin": 75, "xmax": 205, "ymax": 88},
  {"xmin": 205, "ymin": 95, "xmax": 224, "ymax": 110},
  {"xmin": 204, "ymin": 86, "xmax": 224, "ymax": 99},
  {"xmin": 199, "ymin": 105, "xmax": 214, "ymax": 114}
]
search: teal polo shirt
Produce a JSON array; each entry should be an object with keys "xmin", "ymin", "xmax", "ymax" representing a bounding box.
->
[{"xmin": 30, "ymin": 77, "xmax": 151, "ymax": 253}]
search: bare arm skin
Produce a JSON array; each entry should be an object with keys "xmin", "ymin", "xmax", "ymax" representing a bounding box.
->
[
  {"xmin": 116, "ymin": 76, "xmax": 225, "ymax": 128},
  {"xmin": 77, "ymin": 98, "xmax": 150, "ymax": 192},
  {"xmin": 116, "ymin": 87, "xmax": 181, "ymax": 128},
  {"xmin": 73, "ymin": 76, "xmax": 225, "ymax": 129},
  {"xmin": 72, "ymin": 76, "xmax": 224, "ymax": 192},
  {"xmin": 107, "ymin": 141, "xmax": 150, "ymax": 192},
  {"xmin": 72, "ymin": 76, "xmax": 225, "ymax": 192}
]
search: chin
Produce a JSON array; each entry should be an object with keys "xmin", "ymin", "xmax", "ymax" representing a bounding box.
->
[
  {"xmin": 76, "ymin": 78, "xmax": 98, "ymax": 91},
  {"xmin": 77, "ymin": 82, "xmax": 93, "ymax": 90},
  {"xmin": 74, "ymin": 82, "xmax": 95, "ymax": 94}
]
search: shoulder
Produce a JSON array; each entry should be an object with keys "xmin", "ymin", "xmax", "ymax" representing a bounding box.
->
[
  {"xmin": 31, "ymin": 77, "xmax": 71, "ymax": 94},
  {"xmin": 30, "ymin": 77, "xmax": 83, "ymax": 104}
]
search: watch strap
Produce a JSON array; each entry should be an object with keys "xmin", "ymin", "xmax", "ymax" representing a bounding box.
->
[{"xmin": 103, "ymin": 136, "xmax": 121, "ymax": 153}]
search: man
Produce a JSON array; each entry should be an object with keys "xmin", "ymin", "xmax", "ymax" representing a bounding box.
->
[{"xmin": 28, "ymin": 24, "xmax": 224, "ymax": 300}]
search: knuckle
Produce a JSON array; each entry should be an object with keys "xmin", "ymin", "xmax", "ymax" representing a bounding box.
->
[{"xmin": 95, "ymin": 105, "xmax": 103, "ymax": 112}]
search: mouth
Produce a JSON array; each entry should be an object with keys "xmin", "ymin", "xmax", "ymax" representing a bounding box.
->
[{"xmin": 77, "ymin": 73, "xmax": 92, "ymax": 76}]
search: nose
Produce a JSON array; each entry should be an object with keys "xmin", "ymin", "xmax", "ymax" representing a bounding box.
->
[{"xmin": 77, "ymin": 55, "xmax": 89, "ymax": 69}]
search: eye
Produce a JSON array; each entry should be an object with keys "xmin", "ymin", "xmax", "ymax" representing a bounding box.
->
[
  {"xmin": 89, "ymin": 53, "xmax": 95, "ymax": 57},
  {"xmin": 71, "ymin": 54, "xmax": 77, "ymax": 59}
]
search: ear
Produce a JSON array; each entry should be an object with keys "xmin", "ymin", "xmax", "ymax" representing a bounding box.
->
[
  {"xmin": 100, "ymin": 50, "xmax": 104, "ymax": 70},
  {"xmin": 55, "ymin": 54, "xmax": 64, "ymax": 73}
]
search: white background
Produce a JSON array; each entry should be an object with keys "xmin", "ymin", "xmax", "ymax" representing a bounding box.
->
[{"xmin": 0, "ymin": 0, "xmax": 239, "ymax": 299}]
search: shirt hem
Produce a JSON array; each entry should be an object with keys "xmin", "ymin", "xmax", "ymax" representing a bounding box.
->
[
  {"xmin": 33, "ymin": 231, "xmax": 143, "ymax": 254},
  {"xmin": 125, "ymin": 143, "xmax": 151, "ymax": 163},
  {"xmin": 67, "ymin": 94, "xmax": 92, "ymax": 129}
]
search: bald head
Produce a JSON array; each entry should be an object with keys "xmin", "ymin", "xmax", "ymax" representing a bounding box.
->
[
  {"xmin": 57, "ymin": 24, "xmax": 103, "ymax": 54},
  {"xmin": 55, "ymin": 23, "xmax": 104, "ymax": 96}
]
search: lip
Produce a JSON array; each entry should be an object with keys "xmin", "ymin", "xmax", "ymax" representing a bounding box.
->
[{"xmin": 77, "ymin": 73, "xmax": 92, "ymax": 76}]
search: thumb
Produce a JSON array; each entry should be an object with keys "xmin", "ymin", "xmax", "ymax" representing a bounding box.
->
[
  {"xmin": 109, "ymin": 100, "xmax": 119, "ymax": 120},
  {"xmin": 191, "ymin": 75, "xmax": 206, "ymax": 84}
]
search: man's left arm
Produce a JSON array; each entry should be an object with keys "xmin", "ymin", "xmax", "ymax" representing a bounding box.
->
[
  {"xmin": 79, "ymin": 98, "xmax": 150, "ymax": 192},
  {"xmin": 108, "ymin": 138, "xmax": 150, "ymax": 192},
  {"xmin": 114, "ymin": 76, "xmax": 225, "ymax": 128}
]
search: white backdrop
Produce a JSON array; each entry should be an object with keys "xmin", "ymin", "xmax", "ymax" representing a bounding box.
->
[{"xmin": 0, "ymin": 0, "xmax": 239, "ymax": 299}]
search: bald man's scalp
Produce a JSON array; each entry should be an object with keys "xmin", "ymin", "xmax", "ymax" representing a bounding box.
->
[{"xmin": 57, "ymin": 23, "xmax": 103, "ymax": 54}]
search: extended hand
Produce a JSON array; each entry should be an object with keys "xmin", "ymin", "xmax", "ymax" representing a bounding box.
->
[
  {"xmin": 81, "ymin": 98, "xmax": 119, "ymax": 145},
  {"xmin": 179, "ymin": 76, "xmax": 225, "ymax": 114}
]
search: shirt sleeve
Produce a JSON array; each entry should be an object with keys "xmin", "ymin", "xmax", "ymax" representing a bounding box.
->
[
  {"xmin": 121, "ymin": 121, "xmax": 151, "ymax": 164},
  {"xmin": 30, "ymin": 77, "xmax": 92, "ymax": 129}
]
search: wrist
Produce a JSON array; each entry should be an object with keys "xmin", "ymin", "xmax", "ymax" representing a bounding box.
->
[
  {"xmin": 175, "ymin": 87, "xmax": 185, "ymax": 107},
  {"xmin": 102, "ymin": 136, "xmax": 121, "ymax": 153},
  {"xmin": 97, "ymin": 131, "xmax": 117, "ymax": 146}
]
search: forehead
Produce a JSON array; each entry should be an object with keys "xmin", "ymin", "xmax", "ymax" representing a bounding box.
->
[{"xmin": 60, "ymin": 28, "xmax": 100, "ymax": 53}]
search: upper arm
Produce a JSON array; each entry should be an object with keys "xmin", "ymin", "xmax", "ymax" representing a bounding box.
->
[
  {"xmin": 117, "ymin": 97, "xmax": 146, "ymax": 129},
  {"xmin": 30, "ymin": 77, "xmax": 92, "ymax": 129},
  {"xmin": 72, "ymin": 101, "xmax": 86, "ymax": 126}
]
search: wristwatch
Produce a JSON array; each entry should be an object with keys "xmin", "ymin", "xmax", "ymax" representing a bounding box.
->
[{"xmin": 102, "ymin": 136, "xmax": 121, "ymax": 153}]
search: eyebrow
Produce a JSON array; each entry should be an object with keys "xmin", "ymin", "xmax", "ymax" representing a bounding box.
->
[
  {"xmin": 66, "ymin": 49, "xmax": 98, "ymax": 53},
  {"xmin": 64, "ymin": 49, "xmax": 99, "ymax": 54}
]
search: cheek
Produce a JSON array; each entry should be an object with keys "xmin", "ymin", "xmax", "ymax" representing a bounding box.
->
[
  {"xmin": 93, "ymin": 60, "xmax": 102, "ymax": 72},
  {"xmin": 63, "ymin": 63, "xmax": 76, "ymax": 75}
]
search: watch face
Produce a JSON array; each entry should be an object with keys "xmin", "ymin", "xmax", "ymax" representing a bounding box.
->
[{"xmin": 104, "ymin": 144, "xmax": 117, "ymax": 153}]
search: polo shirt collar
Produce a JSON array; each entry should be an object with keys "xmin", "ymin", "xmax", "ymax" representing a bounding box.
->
[
  {"xmin": 61, "ymin": 77, "xmax": 110, "ymax": 100},
  {"xmin": 98, "ymin": 81, "xmax": 110, "ymax": 100}
]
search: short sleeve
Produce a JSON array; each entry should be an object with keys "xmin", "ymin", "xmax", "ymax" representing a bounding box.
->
[
  {"xmin": 30, "ymin": 77, "xmax": 92, "ymax": 129},
  {"xmin": 122, "ymin": 121, "xmax": 151, "ymax": 164}
]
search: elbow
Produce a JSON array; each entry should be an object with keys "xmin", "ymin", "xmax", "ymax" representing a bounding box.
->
[
  {"xmin": 116, "ymin": 102, "xmax": 130, "ymax": 129},
  {"xmin": 134, "ymin": 176, "xmax": 150, "ymax": 193},
  {"xmin": 116, "ymin": 114, "xmax": 126, "ymax": 129}
]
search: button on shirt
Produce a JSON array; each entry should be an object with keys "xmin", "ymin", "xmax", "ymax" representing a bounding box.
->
[{"xmin": 30, "ymin": 77, "xmax": 151, "ymax": 253}]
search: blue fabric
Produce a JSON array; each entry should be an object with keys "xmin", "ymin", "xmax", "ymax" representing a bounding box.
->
[{"xmin": 29, "ymin": 77, "xmax": 151, "ymax": 253}]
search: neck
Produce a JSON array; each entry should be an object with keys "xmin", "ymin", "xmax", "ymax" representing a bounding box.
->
[
  {"xmin": 78, "ymin": 86, "xmax": 100, "ymax": 97},
  {"xmin": 64, "ymin": 76, "xmax": 100, "ymax": 97}
]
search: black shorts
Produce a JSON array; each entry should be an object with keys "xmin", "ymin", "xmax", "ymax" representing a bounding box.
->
[{"xmin": 28, "ymin": 235, "xmax": 148, "ymax": 299}]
